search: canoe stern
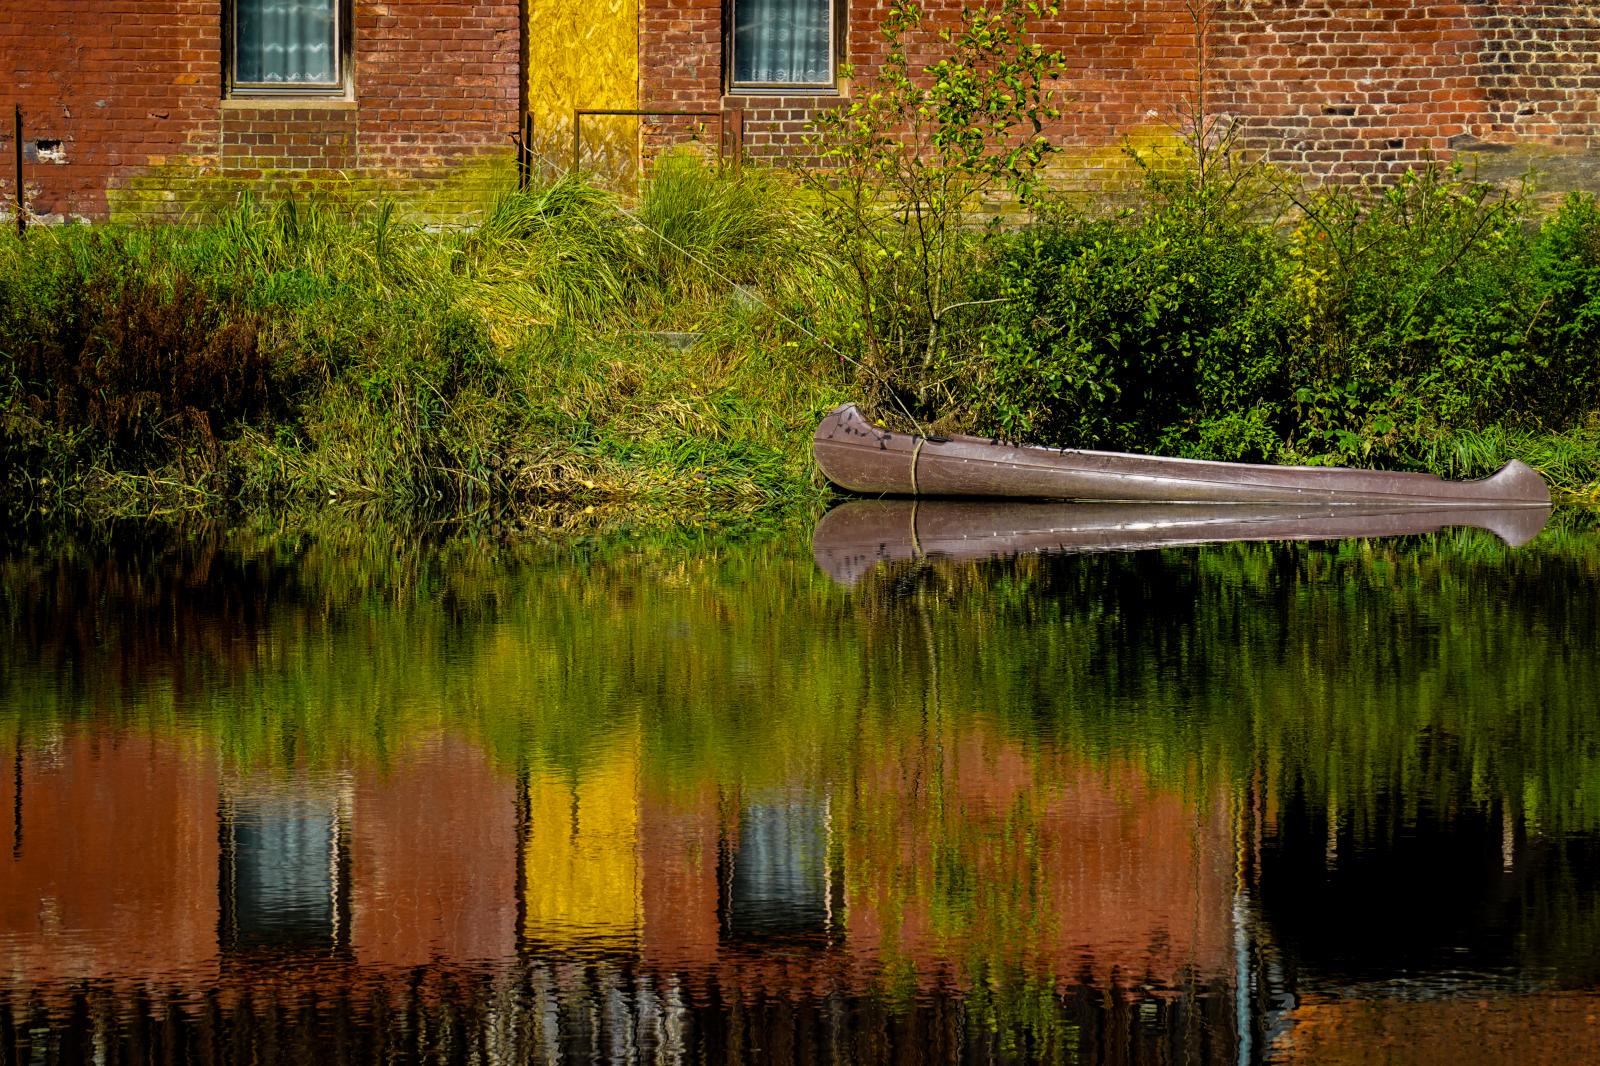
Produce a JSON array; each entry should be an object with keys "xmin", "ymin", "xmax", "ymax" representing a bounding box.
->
[{"xmin": 1482, "ymin": 459, "xmax": 1552, "ymax": 506}]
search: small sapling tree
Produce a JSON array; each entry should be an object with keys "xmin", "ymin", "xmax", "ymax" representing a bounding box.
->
[{"xmin": 807, "ymin": 0, "xmax": 1065, "ymax": 421}]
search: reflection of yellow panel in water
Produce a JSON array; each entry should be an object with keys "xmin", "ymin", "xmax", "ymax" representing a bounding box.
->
[
  {"xmin": 526, "ymin": 0, "xmax": 639, "ymax": 181},
  {"xmin": 523, "ymin": 747, "xmax": 640, "ymax": 946}
]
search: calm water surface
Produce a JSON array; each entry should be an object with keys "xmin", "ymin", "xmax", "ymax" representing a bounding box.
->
[{"xmin": 3, "ymin": 506, "xmax": 1599, "ymax": 1064}]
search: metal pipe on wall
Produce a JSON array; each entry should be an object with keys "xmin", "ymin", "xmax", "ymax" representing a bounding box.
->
[{"xmin": 13, "ymin": 105, "xmax": 23, "ymax": 237}]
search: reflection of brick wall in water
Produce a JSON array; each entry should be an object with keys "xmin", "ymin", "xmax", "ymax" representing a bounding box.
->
[
  {"xmin": 640, "ymin": 780, "xmax": 723, "ymax": 973},
  {"xmin": 843, "ymin": 725, "xmax": 1236, "ymax": 991},
  {"xmin": 350, "ymin": 735, "xmax": 518, "ymax": 970},
  {"xmin": 0, "ymin": 735, "xmax": 220, "ymax": 992},
  {"xmin": 631, "ymin": 720, "xmax": 1235, "ymax": 997},
  {"xmin": 1273, "ymin": 992, "xmax": 1600, "ymax": 1065}
]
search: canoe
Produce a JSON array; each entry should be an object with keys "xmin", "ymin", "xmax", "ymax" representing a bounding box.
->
[
  {"xmin": 814, "ymin": 403, "xmax": 1552, "ymax": 506},
  {"xmin": 812, "ymin": 499, "xmax": 1552, "ymax": 586}
]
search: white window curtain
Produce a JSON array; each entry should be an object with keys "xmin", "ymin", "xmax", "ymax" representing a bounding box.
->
[
  {"xmin": 733, "ymin": 0, "xmax": 832, "ymax": 86},
  {"xmin": 236, "ymin": 0, "xmax": 338, "ymax": 85}
]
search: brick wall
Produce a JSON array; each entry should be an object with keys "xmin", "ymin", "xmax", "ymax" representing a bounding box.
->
[
  {"xmin": 7, "ymin": 1, "xmax": 1600, "ymax": 220},
  {"xmin": 0, "ymin": 2, "xmax": 221, "ymax": 221},
  {"xmin": 1210, "ymin": 2, "xmax": 1490, "ymax": 179},
  {"xmin": 0, "ymin": 0, "xmax": 520, "ymax": 222},
  {"xmin": 1208, "ymin": 2, "xmax": 1600, "ymax": 182},
  {"xmin": 1470, "ymin": 2, "xmax": 1600, "ymax": 146},
  {"xmin": 635, "ymin": 0, "xmax": 1199, "ymax": 166},
  {"xmin": 637, "ymin": 0, "xmax": 1600, "ymax": 187}
]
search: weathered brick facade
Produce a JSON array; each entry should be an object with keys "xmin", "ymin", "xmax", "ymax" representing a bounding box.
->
[
  {"xmin": 1206, "ymin": 1, "xmax": 1600, "ymax": 179},
  {"xmin": 1, "ymin": 0, "xmax": 520, "ymax": 221},
  {"xmin": 5, "ymin": 1, "xmax": 1600, "ymax": 222},
  {"xmin": 637, "ymin": 0, "xmax": 1600, "ymax": 184}
]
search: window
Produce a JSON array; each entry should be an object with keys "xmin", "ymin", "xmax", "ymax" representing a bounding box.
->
[
  {"xmin": 227, "ymin": 0, "xmax": 348, "ymax": 96},
  {"xmin": 220, "ymin": 794, "xmax": 350, "ymax": 953},
  {"xmin": 729, "ymin": 0, "xmax": 838, "ymax": 91},
  {"xmin": 721, "ymin": 795, "xmax": 837, "ymax": 941}
]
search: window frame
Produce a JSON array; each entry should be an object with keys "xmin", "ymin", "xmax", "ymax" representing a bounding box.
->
[
  {"xmin": 224, "ymin": 0, "xmax": 354, "ymax": 100},
  {"xmin": 725, "ymin": 0, "xmax": 845, "ymax": 95}
]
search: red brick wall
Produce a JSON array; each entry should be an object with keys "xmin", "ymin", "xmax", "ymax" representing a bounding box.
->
[
  {"xmin": 1471, "ymin": 2, "xmax": 1600, "ymax": 145},
  {"xmin": 636, "ymin": 0, "xmax": 1199, "ymax": 165},
  {"xmin": 1, "ymin": 2, "xmax": 221, "ymax": 221},
  {"xmin": 7, "ymin": 2, "xmax": 1600, "ymax": 219},
  {"xmin": 1208, "ymin": 2, "xmax": 1600, "ymax": 181},
  {"xmin": 1210, "ymin": 2, "xmax": 1489, "ymax": 179},
  {"xmin": 0, "ymin": 0, "xmax": 520, "ymax": 221},
  {"xmin": 636, "ymin": 0, "xmax": 1600, "ymax": 184}
]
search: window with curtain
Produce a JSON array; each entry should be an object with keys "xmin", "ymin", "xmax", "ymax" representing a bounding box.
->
[
  {"xmin": 231, "ymin": 0, "xmax": 343, "ymax": 92},
  {"xmin": 730, "ymin": 0, "xmax": 835, "ymax": 89}
]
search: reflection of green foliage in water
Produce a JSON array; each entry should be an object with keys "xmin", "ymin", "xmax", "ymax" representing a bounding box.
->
[
  {"xmin": 3, "ymin": 511, "xmax": 1599, "ymax": 823},
  {"xmin": 4, "ymin": 512, "xmax": 1600, "ymax": 1011}
]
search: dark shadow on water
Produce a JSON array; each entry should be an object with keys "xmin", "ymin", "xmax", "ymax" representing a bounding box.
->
[{"xmin": 0, "ymin": 961, "xmax": 1243, "ymax": 1066}]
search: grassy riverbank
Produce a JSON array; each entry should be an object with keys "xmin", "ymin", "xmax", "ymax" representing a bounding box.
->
[
  {"xmin": 5, "ymin": 158, "xmax": 1600, "ymax": 521},
  {"xmin": 0, "ymin": 162, "xmax": 853, "ymax": 520}
]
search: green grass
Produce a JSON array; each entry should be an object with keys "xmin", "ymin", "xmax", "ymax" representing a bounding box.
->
[
  {"xmin": 6, "ymin": 155, "xmax": 1600, "ymax": 520},
  {"xmin": 1420, "ymin": 426, "xmax": 1600, "ymax": 501},
  {"xmin": 0, "ymin": 158, "xmax": 853, "ymax": 519}
]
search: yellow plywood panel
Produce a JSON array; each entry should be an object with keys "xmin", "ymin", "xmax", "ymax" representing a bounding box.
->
[
  {"xmin": 526, "ymin": 0, "xmax": 639, "ymax": 182},
  {"xmin": 523, "ymin": 742, "xmax": 641, "ymax": 946}
]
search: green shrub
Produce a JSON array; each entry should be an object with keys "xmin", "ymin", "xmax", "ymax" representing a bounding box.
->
[
  {"xmin": 1279, "ymin": 165, "xmax": 1538, "ymax": 461},
  {"xmin": 1526, "ymin": 192, "xmax": 1600, "ymax": 427},
  {"xmin": 973, "ymin": 192, "xmax": 1285, "ymax": 455},
  {"xmin": 957, "ymin": 164, "xmax": 1600, "ymax": 479}
]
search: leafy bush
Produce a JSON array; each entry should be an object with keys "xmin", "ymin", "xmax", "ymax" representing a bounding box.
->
[
  {"xmin": 973, "ymin": 185, "xmax": 1286, "ymax": 455},
  {"xmin": 808, "ymin": 0, "xmax": 1065, "ymax": 421},
  {"xmin": 1280, "ymin": 165, "xmax": 1538, "ymax": 461},
  {"xmin": 958, "ymin": 164, "xmax": 1600, "ymax": 476},
  {"xmin": 1526, "ymin": 192, "xmax": 1600, "ymax": 426}
]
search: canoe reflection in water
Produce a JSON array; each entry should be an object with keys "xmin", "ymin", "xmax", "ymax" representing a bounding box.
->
[{"xmin": 812, "ymin": 499, "xmax": 1552, "ymax": 586}]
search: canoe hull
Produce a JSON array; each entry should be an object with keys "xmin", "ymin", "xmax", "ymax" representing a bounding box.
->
[{"xmin": 813, "ymin": 404, "xmax": 1552, "ymax": 506}]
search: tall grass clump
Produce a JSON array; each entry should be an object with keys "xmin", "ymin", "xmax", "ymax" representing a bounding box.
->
[{"xmin": 0, "ymin": 228, "xmax": 283, "ymax": 508}]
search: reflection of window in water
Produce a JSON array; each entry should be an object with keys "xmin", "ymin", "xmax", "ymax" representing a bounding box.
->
[
  {"xmin": 722, "ymin": 795, "xmax": 835, "ymax": 940},
  {"xmin": 221, "ymin": 793, "xmax": 349, "ymax": 951}
]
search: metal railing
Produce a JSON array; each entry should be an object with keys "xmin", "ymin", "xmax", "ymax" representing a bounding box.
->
[{"xmin": 512, "ymin": 107, "xmax": 746, "ymax": 189}]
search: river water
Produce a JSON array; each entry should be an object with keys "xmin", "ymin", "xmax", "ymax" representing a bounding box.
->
[{"xmin": 2, "ymin": 503, "xmax": 1598, "ymax": 1065}]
